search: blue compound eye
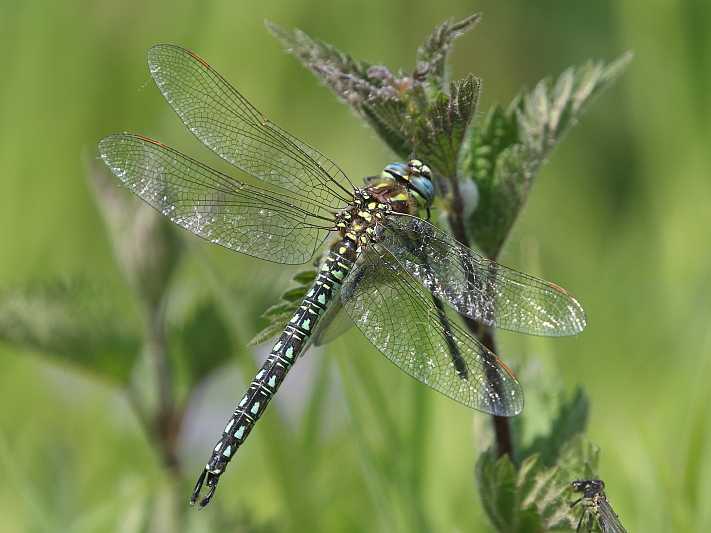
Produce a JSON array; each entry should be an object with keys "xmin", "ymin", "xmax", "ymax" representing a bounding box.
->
[
  {"xmin": 410, "ymin": 175, "xmax": 434, "ymax": 207},
  {"xmin": 382, "ymin": 162, "xmax": 408, "ymax": 180}
]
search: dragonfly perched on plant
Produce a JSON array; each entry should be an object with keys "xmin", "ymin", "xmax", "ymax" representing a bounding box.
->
[
  {"xmin": 570, "ymin": 479, "xmax": 627, "ymax": 533},
  {"xmin": 98, "ymin": 44, "xmax": 586, "ymax": 508}
]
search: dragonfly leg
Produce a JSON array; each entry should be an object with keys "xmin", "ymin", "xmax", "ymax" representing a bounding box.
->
[{"xmin": 575, "ymin": 509, "xmax": 585, "ymax": 532}]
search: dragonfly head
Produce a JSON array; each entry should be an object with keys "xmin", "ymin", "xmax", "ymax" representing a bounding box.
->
[{"xmin": 382, "ymin": 159, "xmax": 434, "ymax": 212}]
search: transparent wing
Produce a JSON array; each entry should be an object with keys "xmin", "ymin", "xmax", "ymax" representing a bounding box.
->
[
  {"xmin": 311, "ymin": 299, "xmax": 354, "ymax": 346},
  {"xmin": 598, "ymin": 499, "xmax": 627, "ymax": 533},
  {"xmin": 380, "ymin": 215, "xmax": 587, "ymax": 337},
  {"xmin": 341, "ymin": 245, "xmax": 523, "ymax": 416},
  {"xmin": 98, "ymin": 133, "xmax": 333, "ymax": 265},
  {"xmin": 147, "ymin": 44, "xmax": 354, "ymax": 208}
]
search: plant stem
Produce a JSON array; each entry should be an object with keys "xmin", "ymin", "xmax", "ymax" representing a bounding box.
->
[
  {"xmin": 444, "ymin": 176, "xmax": 513, "ymax": 458},
  {"xmin": 145, "ymin": 304, "xmax": 182, "ymax": 474}
]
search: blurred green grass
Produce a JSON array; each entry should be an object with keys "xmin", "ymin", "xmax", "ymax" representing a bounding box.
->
[{"xmin": 1, "ymin": 1, "xmax": 711, "ymax": 531}]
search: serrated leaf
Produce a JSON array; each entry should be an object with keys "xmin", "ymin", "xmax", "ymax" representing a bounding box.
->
[
  {"xmin": 521, "ymin": 387, "xmax": 590, "ymax": 467},
  {"xmin": 249, "ymin": 267, "xmax": 318, "ymax": 345},
  {"xmin": 282, "ymin": 286, "xmax": 308, "ymax": 302},
  {"xmin": 266, "ymin": 20, "xmax": 373, "ymax": 88},
  {"xmin": 292, "ymin": 270, "xmax": 317, "ymax": 284},
  {"xmin": 476, "ymin": 450, "xmax": 544, "ymax": 532},
  {"xmin": 477, "ymin": 436, "xmax": 602, "ymax": 532},
  {"xmin": 249, "ymin": 311, "xmax": 293, "ymax": 346},
  {"xmin": 462, "ymin": 53, "xmax": 632, "ymax": 257},
  {"xmin": 0, "ymin": 279, "xmax": 141, "ymax": 385},
  {"xmin": 270, "ymin": 19, "xmax": 479, "ymax": 173},
  {"xmin": 415, "ymin": 13, "xmax": 481, "ymax": 91},
  {"xmin": 557, "ymin": 435, "xmax": 600, "ymax": 480},
  {"xmin": 262, "ymin": 301, "xmax": 296, "ymax": 318},
  {"xmin": 412, "ymin": 75, "xmax": 480, "ymax": 177},
  {"xmin": 360, "ymin": 95, "xmax": 413, "ymax": 159}
]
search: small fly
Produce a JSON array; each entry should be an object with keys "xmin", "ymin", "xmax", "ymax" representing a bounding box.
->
[{"xmin": 570, "ymin": 479, "xmax": 627, "ymax": 533}]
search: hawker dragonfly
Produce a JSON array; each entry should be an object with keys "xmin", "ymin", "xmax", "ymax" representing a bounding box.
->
[
  {"xmin": 98, "ymin": 44, "xmax": 586, "ymax": 507},
  {"xmin": 570, "ymin": 479, "xmax": 627, "ymax": 533}
]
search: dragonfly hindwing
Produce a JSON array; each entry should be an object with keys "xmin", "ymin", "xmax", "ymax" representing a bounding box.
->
[
  {"xmin": 98, "ymin": 134, "xmax": 331, "ymax": 265},
  {"xmin": 341, "ymin": 245, "xmax": 523, "ymax": 416}
]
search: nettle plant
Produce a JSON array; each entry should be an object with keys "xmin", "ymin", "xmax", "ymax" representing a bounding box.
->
[
  {"xmin": 261, "ymin": 13, "xmax": 630, "ymax": 531},
  {"xmin": 0, "ymin": 13, "xmax": 629, "ymax": 532}
]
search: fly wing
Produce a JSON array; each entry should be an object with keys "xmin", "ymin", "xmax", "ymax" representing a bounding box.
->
[
  {"xmin": 147, "ymin": 44, "xmax": 354, "ymax": 208},
  {"xmin": 597, "ymin": 498, "xmax": 627, "ymax": 533},
  {"xmin": 98, "ymin": 133, "xmax": 331, "ymax": 264},
  {"xmin": 340, "ymin": 245, "xmax": 523, "ymax": 416},
  {"xmin": 380, "ymin": 214, "xmax": 587, "ymax": 337}
]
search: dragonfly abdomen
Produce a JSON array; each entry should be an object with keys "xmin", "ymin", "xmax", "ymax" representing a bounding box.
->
[{"xmin": 190, "ymin": 247, "xmax": 354, "ymax": 507}]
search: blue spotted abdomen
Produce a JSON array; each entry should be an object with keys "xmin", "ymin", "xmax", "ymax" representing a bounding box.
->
[{"xmin": 203, "ymin": 248, "xmax": 354, "ymax": 477}]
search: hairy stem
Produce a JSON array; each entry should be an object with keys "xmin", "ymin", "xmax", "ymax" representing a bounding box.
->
[{"xmin": 444, "ymin": 175, "xmax": 513, "ymax": 458}]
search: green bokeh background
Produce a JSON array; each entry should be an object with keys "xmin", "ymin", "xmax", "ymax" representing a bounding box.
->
[{"xmin": 1, "ymin": 1, "xmax": 710, "ymax": 532}]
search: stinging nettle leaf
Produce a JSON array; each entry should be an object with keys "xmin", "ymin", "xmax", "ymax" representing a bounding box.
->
[
  {"xmin": 292, "ymin": 270, "xmax": 317, "ymax": 284},
  {"xmin": 0, "ymin": 279, "xmax": 142, "ymax": 385},
  {"xmin": 282, "ymin": 286, "xmax": 309, "ymax": 303},
  {"xmin": 415, "ymin": 13, "xmax": 481, "ymax": 91},
  {"xmin": 520, "ymin": 387, "xmax": 590, "ymax": 467},
  {"xmin": 476, "ymin": 449, "xmax": 543, "ymax": 532},
  {"xmin": 477, "ymin": 435, "xmax": 602, "ymax": 532},
  {"xmin": 461, "ymin": 52, "xmax": 632, "ymax": 258},
  {"xmin": 249, "ymin": 267, "xmax": 318, "ymax": 346},
  {"xmin": 174, "ymin": 300, "xmax": 233, "ymax": 391},
  {"xmin": 413, "ymin": 74, "xmax": 481, "ymax": 177},
  {"xmin": 269, "ymin": 17, "xmax": 481, "ymax": 174}
]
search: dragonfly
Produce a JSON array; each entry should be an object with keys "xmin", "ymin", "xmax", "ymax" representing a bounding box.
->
[
  {"xmin": 98, "ymin": 44, "xmax": 587, "ymax": 508},
  {"xmin": 570, "ymin": 480, "xmax": 627, "ymax": 533}
]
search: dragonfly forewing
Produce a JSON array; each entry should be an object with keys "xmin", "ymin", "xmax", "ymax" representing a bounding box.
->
[
  {"xmin": 147, "ymin": 44, "xmax": 354, "ymax": 207},
  {"xmin": 380, "ymin": 214, "xmax": 587, "ymax": 337}
]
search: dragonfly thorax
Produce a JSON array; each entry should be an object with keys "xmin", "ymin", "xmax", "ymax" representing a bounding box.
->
[{"xmin": 334, "ymin": 189, "xmax": 389, "ymax": 254}]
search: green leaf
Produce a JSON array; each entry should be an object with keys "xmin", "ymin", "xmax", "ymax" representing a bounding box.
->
[
  {"xmin": 249, "ymin": 267, "xmax": 318, "ymax": 346},
  {"xmin": 520, "ymin": 387, "xmax": 590, "ymax": 467},
  {"xmin": 266, "ymin": 20, "xmax": 373, "ymax": 86},
  {"xmin": 0, "ymin": 279, "xmax": 141, "ymax": 385},
  {"xmin": 292, "ymin": 270, "xmax": 317, "ymax": 284},
  {"xmin": 282, "ymin": 286, "xmax": 308, "ymax": 303},
  {"xmin": 269, "ymin": 18, "xmax": 480, "ymax": 173},
  {"xmin": 412, "ymin": 74, "xmax": 481, "ymax": 177},
  {"xmin": 477, "ymin": 436, "xmax": 602, "ymax": 532},
  {"xmin": 268, "ymin": 19, "xmax": 414, "ymax": 158},
  {"xmin": 262, "ymin": 301, "xmax": 296, "ymax": 319},
  {"xmin": 173, "ymin": 299, "xmax": 233, "ymax": 391},
  {"xmin": 476, "ymin": 450, "xmax": 543, "ymax": 532},
  {"xmin": 415, "ymin": 13, "xmax": 481, "ymax": 91},
  {"xmin": 249, "ymin": 316, "xmax": 291, "ymax": 347},
  {"xmin": 461, "ymin": 53, "xmax": 632, "ymax": 257},
  {"xmin": 360, "ymin": 94, "xmax": 413, "ymax": 160}
]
